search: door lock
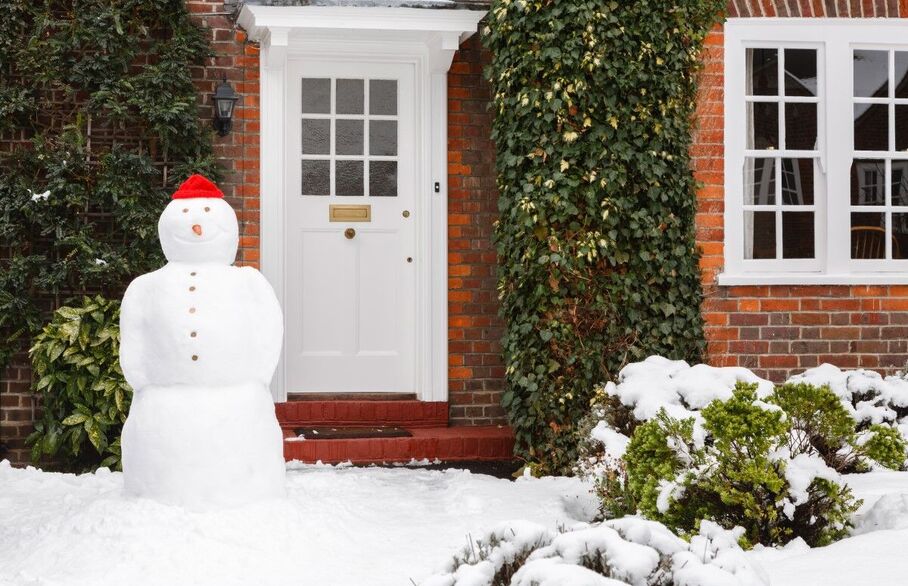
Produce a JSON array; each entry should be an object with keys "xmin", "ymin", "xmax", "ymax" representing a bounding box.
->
[{"xmin": 344, "ymin": 228, "xmax": 356, "ymax": 239}]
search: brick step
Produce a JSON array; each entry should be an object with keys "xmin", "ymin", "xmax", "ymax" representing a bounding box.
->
[
  {"xmin": 282, "ymin": 425, "xmax": 515, "ymax": 464},
  {"xmin": 275, "ymin": 400, "xmax": 448, "ymax": 428}
]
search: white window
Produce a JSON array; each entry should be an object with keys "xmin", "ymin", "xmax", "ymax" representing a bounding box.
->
[{"xmin": 722, "ymin": 19, "xmax": 908, "ymax": 284}]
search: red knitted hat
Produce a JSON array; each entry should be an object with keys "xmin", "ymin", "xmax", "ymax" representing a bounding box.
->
[{"xmin": 171, "ymin": 174, "xmax": 224, "ymax": 199}]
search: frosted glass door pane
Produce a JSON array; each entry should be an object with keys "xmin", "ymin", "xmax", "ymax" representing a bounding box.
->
[
  {"xmin": 336, "ymin": 79, "xmax": 364, "ymax": 114},
  {"xmin": 369, "ymin": 120, "xmax": 397, "ymax": 156},
  {"xmin": 370, "ymin": 80, "xmax": 397, "ymax": 115},
  {"xmin": 301, "ymin": 78, "xmax": 331, "ymax": 113}
]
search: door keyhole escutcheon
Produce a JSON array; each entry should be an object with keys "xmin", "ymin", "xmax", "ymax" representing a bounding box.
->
[{"xmin": 345, "ymin": 228, "xmax": 356, "ymax": 239}]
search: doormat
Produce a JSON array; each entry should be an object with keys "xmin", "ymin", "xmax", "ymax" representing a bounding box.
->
[{"xmin": 294, "ymin": 426, "xmax": 413, "ymax": 440}]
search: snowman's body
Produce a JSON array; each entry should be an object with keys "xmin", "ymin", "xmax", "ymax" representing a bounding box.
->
[{"xmin": 119, "ymin": 176, "xmax": 285, "ymax": 509}]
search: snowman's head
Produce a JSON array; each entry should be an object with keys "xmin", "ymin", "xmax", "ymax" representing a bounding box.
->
[{"xmin": 158, "ymin": 175, "xmax": 238, "ymax": 265}]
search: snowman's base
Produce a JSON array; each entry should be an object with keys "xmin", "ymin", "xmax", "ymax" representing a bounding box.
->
[{"xmin": 122, "ymin": 382, "xmax": 286, "ymax": 510}]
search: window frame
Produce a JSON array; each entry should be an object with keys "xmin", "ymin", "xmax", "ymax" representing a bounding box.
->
[{"xmin": 721, "ymin": 19, "xmax": 908, "ymax": 285}]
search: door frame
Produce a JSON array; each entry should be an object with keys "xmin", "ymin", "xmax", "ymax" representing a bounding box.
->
[{"xmin": 238, "ymin": 6, "xmax": 485, "ymax": 402}]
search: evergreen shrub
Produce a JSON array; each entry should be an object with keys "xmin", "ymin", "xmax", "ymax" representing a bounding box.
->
[
  {"xmin": 600, "ymin": 384, "xmax": 860, "ymax": 547},
  {"xmin": 27, "ymin": 296, "xmax": 130, "ymax": 470}
]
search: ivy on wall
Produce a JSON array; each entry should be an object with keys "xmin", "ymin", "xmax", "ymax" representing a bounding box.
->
[
  {"xmin": 0, "ymin": 0, "xmax": 216, "ymax": 371},
  {"xmin": 485, "ymin": 0, "xmax": 723, "ymax": 473}
]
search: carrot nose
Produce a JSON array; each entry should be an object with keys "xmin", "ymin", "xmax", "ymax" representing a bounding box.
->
[{"xmin": 192, "ymin": 224, "xmax": 203, "ymax": 236}]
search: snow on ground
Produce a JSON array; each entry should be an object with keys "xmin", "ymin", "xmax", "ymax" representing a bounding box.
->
[
  {"xmin": 4, "ymin": 459, "xmax": 908, "ymax": 586},
  {"xmin": 747, "ymin": 469, "xmax": 908, "ymax": 586},
  {"xmin": 0, "ymin": 460, "xmax": 597, "ymax": 586}
]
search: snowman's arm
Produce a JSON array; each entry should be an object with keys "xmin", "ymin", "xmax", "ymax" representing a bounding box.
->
[
  {"xmin": 119, "ymin": 275, "xmax": 151, "ymax": 391},
  {"xmin": 241, "ymin": 267, "xmax": 284, "ymax": 384}
]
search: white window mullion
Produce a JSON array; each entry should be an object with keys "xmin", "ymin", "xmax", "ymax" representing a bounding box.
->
[
  {"xmin": 825, "ymin": 38, "xmax": 851, "ymax": 275},
  {"xmin": 724, "ymin": 36, "xmax": 747, "ymax": 276}
]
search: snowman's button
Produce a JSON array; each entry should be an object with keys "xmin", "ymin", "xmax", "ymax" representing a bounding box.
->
[
  {"xmin": 189, "ymin": 286, "xmax": 196, "ymax": 292},
  {"xmin": 190, "ymin": 272, "xmax": 197, "ymax": 276},
  {"xmin": 189, "ymin": 307, "xmax": 196, "ymax": 314},
  {"xmin": 191, "ymin": 355, "xmax": 199, "ymax": 361},
  {"xmin": 190, "ymin": 331, "xmax": 197, "ymax": 338}
]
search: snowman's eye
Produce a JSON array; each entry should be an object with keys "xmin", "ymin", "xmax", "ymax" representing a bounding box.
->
[
  {"xmin": 182, "ymin": 208, "xmax": 188, "ymax": 213},
  {"xmin": 204, "ymin": 207, "xmax": 210, "ymax": 212}
]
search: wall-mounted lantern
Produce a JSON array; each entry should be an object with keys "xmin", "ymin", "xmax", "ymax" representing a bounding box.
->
[{"xmin": 212, "ymin": 77, "xmax": 240, "ymax": 136}]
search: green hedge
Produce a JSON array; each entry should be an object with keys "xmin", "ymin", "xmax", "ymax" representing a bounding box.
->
[{"xmin": 485, "ymin": 0, "xmax": 723, "ymax": 473}]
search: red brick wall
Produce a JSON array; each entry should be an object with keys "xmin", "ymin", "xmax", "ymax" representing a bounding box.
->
[
  {"xmin": 447, "ymin": 36, "xmax": 507, "ymax": 425},
  {"xmin": 0, "ymin": 2, "xmax": 259, "ymax": 466},
  {"xmin": 695, "ymin": 1, "xmax": 908, "ymax": 382},
  {"xmin": 0, "ymin": 354, "xmax": 33, "ymax": 465},
  {"xmin": 188, "ymin": 1, "xmax": 261, "ymax": 267}
]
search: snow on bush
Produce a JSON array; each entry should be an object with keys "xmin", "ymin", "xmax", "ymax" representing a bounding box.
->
[
  {"xmin": 788, "ymin": 364, "xmax": 908, "ymax": 469},
  {"xmin": 593, "ymin": 383, "xmax": 860, "ymax": 547},
  {"xmin": 420, "ymin": 517, "xmax": 768, "ymax": 586},
  {"xmin": 597, "ymin": 356, "xmax": 774, "ymax": 441},
  {"xmin": 787, "ymin": 364, "xmax": 908, "ymax": 428},
  {"xmin": 577, "ymin": 358, "xmax": 908, "ymax": 485}
]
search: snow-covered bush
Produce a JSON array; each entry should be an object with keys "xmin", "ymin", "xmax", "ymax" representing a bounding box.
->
[
  {"xmin": 858, "ymin": 425, "xmax": 907, "ymax": 470},
  {"xmin": 577, "ymin": 358, "xmax": 908, "ymax": 483},
  {"xmin": 599, "ymin": 384, "xmax": 860, "ymax": 547},
  {"xmin": 788, "ymin": 364, "xmax": 908, "ymax": 467},
  {"xmin": 420, "ymin": 517, "xmax": 768, "ymax": 586},
  {"xmin": 580, "ymin": 356, "xmax": 774, "ymax": 442},
  {"xmin": 769, "ymin": 381, "xmax": 863, "ymax": 472}
]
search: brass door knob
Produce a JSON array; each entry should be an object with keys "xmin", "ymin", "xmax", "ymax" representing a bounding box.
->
[{"xmin": 344, "ymin": 228, "xmax": 356, "ymax": 239}]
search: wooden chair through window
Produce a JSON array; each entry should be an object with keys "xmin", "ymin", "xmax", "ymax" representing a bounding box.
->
[{"xmin": 851, "ymin": 226, "xmax": 900, "ymax": 259}]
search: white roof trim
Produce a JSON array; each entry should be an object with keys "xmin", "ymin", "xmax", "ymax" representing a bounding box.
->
[{"xmin": 237, "ymin": 5, "xmax": 485, "ymax": 45}]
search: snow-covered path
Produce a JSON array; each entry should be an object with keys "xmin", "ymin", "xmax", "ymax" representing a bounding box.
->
[{"xmin": 0, "ymin": 461, "xmax": 597, "ymax": 586}]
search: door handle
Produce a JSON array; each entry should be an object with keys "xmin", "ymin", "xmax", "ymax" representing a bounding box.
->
[{"xmin": 344, "ymin": 228, "xmax": 356, "ymax": 239}]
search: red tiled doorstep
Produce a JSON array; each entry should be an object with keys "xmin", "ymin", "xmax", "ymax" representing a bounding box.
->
[{"xmin": 281, "ymin": 425, "xmax": 514, "ymax": 464}]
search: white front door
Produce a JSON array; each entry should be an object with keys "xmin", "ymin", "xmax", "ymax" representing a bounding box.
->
[{"xmin": 284, "ymin": 61, "xmax": 416, "ymax": 393}]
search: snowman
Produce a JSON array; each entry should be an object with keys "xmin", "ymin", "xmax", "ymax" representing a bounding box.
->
[{"xmin": 119, "ymin": 174, "xmax": 286, "ymax": 509}]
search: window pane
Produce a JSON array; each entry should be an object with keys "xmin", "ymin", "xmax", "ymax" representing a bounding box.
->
[
  {"xmin": 785, "ymin": 102, "xmax": 817, "ymax": 150},
  {"xmin": 369, "ymin": 120, "xmax": 397, "ymax": 156},
  {"xmin": 893, "ymin": 213, "xmax": 908, "ymax": 259},
  {"xmin": 302, "ymin": 78, "xmax": 331, "ymax": 114},
  {"xmin": 336, "ymin": 79, "xmax": 364, "ymax": 115},
  {"xmin": 745, "ymin": 211, "xmax": 776, "ymax": 259},
  {"xmin": 302, "ymin": 160, "xmax": 330, "ymax": 196},
  {"xmin": 370, "ymin": 80, "xmax": 397, "ymax": 115},
  {"xmin": 747, "ymin": 102, "xmax": 779, "ymax": 150},
  {"xmin": 336, "ymin": 119, "xmax": 364, "ymax": 156},
  {"xmin": 854, "ymin": 104, "xmax": 889, "ymax": 151},
  {"xmin": 369, "ymin": 161, "xmax": 398, "ymax": 197},
  {"xmin": 851, "ymin": 159, "xmax": 886, "ymax": 205},
  {"xmin": 896, "ymin": 52, "xmax": 908, "ymax": 99},
  {"xmin": 302, "ymin": 119, "xmax": 330, "ymax": 155},
  {"xmin": 854, "ymin": 50, "xmax": 889, "ymax": 98},
  {"xmin": 893, "ymin": 162, "xmax": 908, "ymax": 206},
  {"xmin": 780, "ymin": 158, "xmax": 814, "ymax": 205},
  {"xmin": 747, "ymin": 48, "xmax": 778, "ymax": 96},
  {"xmin": 744, "ymin": 157, "xmax": 775, "ymax": 205},
  {"xmin": 851, "ymin": 212, "xmax": 886, "ymax": 259},
  {"xmin": 896, "ymin": 105, "xmax": 908, "ymax": 151},
  {"xmin": 782, "ymin": 212, "xmax": 815, "ymax": 258},
  {"xmin": 336, "ymin": 160, "xmax": 364, "ymax": 196},
  {"xmin": 784, "ymin": 49, "xmax": 817, "ymax": 97}
]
